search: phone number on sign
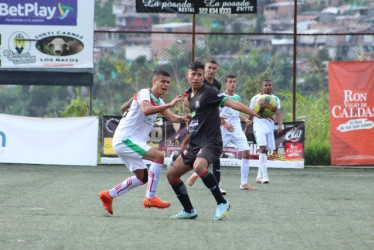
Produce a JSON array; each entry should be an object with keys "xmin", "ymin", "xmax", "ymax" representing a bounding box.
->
[{"xmin": 199, "ymin": 7, "xmax": 231, "ymax": 14}]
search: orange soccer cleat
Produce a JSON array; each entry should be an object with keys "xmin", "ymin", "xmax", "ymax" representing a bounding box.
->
[
  {"xmin": 143, "ymin": 196, "xmax": 170, "ymax": 209},
  {"xmin": 240, "ymin": 184, "xmax": 257, "ymax": 190},
  {"xmin": 98, "ymin": 190, "xmax": 114, "ymax": 214}
]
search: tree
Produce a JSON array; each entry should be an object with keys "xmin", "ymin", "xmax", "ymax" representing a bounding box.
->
[{"xmin": 94, "ymin": 0, "xmax": 115, "ymax": 28}]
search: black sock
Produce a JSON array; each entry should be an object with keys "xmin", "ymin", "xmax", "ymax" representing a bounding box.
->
[
  {"xmin": 200, "ymin": 171, "xmax": 225, "ymax": 205},
  {"xmin": 212, "ymin": 159, "xmax": 221, "ymax": 183},
  {"xmin": 170, "ymin": 180, "xmax": 194, "ymax": 213}
]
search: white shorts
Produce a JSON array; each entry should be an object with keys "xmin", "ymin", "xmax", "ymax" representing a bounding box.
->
[
  {"xmin": 113, "ymin": 139, "xmax": 151, "ymax": 172},
  {"xmin": 254, "ymin": 131, "xmax": 275, "ymax": 151},
  {"xmin": 222, "ymin": 130, "xmax": 250, "ymax": 152}
]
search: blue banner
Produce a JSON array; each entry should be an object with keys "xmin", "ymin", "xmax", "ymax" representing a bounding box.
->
[{"xmin": 0, "ymin": 0, "xmax": 77, "ymax": 26}]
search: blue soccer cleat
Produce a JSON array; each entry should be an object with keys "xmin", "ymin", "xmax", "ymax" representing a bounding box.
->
[
  {"xmin": 169, "ymin": 209, "xmax": 198, "ymax": 219},
  {"xmin": 214, "ymin": 199, "xmax": 230, "ymax": 221}
]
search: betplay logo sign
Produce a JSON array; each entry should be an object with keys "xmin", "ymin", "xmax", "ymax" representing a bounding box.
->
[{"xmin": 0, "ymin": 0, "xmax": 77, "ymax": 26}]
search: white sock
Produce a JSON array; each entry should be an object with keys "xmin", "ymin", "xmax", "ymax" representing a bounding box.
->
[
  {"xmin": 259, "ymin": 153, "xmax": 268, "ymax": 178},
  {"xmin": 146, "ymin": 162, "xmax": 163, "ymax": 199},
  {"xmin": 109, "ymin": 176, "xmax": 144, "ymax": 198},
  {"xmin": 241, "ymin": 158, "xmax": 250, "ymax": 185}
]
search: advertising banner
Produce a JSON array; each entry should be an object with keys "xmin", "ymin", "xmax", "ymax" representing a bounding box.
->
[
  {"xmin": 136, "ymin": 0, "xmax": 257, "ymax": 14},
  {"xmin": 328, "ymin": 61, "xmax": 374, "ymax": 165},
  {"xmin": 101, "ymin": 116, "xmax": 189, "ymax": 157},
  {"xmin": 0, "ymin": 114, "xmax": 99, "ymax": 166},
  {"xmin": 0, "ymin": 0, "xmax": 94, "ymax": 69},
  {"xmin": 101, "ymin": 116, "xmax": 304, "ymax": 168}
]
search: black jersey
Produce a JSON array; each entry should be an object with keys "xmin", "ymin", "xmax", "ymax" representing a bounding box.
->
[
  {"xmin": 203, "ymin": 78, "xmax": 221, "ymax": 91},
  {"xmin": 184, "ymin": 78, "xmax": 221, "ymax": 95},
  {"xmin": 188, "ymin": 84, "xmax": 228, "ymax": 148}
]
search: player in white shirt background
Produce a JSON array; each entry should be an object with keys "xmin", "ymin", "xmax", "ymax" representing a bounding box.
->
[
  {"xmin": 220, "ymin": 75, "xmax": 257, "ymax": 190},
  {"xmin": 249, "ymin": 79, "xmax": 283, "ymax": 184}
]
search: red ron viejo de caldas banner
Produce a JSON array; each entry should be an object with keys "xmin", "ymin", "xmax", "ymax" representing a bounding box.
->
[{"xmin": 328, "ymin": 61, "xmax": 374, "ymax": 166}]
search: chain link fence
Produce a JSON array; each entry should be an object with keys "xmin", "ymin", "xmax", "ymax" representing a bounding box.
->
[{"xmin": 1, "ymin": 0, "xmax": 373, "ymax": 123}]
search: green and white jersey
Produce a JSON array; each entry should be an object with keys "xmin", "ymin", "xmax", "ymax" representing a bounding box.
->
[
  {"xmin": 113, "ymin": 88, "xmax": 164, "ymax": 146},
  {"xmin": 220, "ymin": 94, "xmax": 242, "ymax": 132},
  {"xmin": 249, "ymin": 93, "xmax": 281, "ymax": 133}
]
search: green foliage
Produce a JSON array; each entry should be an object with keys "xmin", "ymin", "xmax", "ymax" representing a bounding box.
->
[
  {"xmin": 317, "ymin": 47, "xmax": 330, "ymax": 61},
  {"xmin": 304, "ymin": 141, "xmax": 331, "ymax": 165},
  {"xmin": 97, "ymin": 56, "xmax": 117, "ymax": 80},
  {"xmin": 94, "ymin": 0, "xmax": 115, "ymax": 27},
  {"xmin": 0, "ymin": 86, "xmax": 28, "ymax": 115},
  {"xmin": 299, "ymin": 49, "xmax": 328, "ymax": 93},
  {"xmin": 277, "ymin": 91, "xmax": 331, "ymax": 165},
  {"xmin": 0, "ymin": 85, "xmax": 76, "ymax": 117},
  {"xmin": 61, "ymin": 88, "xmax": 102, "ymax": 117},
  {"xmin": 232, "ymin": 22, "xmax": 243, "ymax": 33}
]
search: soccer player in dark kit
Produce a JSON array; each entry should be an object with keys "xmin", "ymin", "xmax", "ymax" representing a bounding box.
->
[{"xmin": 167, "ymin": 61, "xmax": 263, "ymax": 220}]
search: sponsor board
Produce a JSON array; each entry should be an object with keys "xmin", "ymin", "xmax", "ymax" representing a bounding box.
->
[
  {"xmin": 328, "ymin": 61, "xmax": 374, "ymax": 165},
  {"xmin": 136, "ymin": 0, "xmax": 257, "ymax": 14},
  {"xmin": 101, "ymin": 116, "xmax": 304, "ymax": 168},
  {"xmin": 0, "ymin": 0, "xmax": 94, "ymax": 69}
]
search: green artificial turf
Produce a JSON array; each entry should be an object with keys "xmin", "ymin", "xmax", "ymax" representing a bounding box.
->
[{"xmin": 0, "ymin": 164, "xmax": 373, "ymax": 250}]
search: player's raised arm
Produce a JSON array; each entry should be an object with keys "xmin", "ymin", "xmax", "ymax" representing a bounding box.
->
[
  {"xmin": 162, "ymin": 108, "xmax": 191, "ymax": 124},
  {"xmin": 140, "ymin": 95, "xmax": 183, "ymax": 116},
  {"xmin": 222, "ymin": 98, "xmax": 261, "ymax": 119}
]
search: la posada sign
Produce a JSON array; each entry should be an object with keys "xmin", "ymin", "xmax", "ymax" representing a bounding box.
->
[{"xmin": 136, "ymin": 0, "xmax": 257, "ymax": 14}]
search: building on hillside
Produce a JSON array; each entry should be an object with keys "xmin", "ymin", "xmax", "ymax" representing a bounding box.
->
[{"xmin": 151, "ymin": 23, "xmax": 209, "ymax": 63}]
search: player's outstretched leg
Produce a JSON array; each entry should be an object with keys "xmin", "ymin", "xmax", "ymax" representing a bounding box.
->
[{"xmin": 99, "ymin": 175, "xmax": 145, "ymax": 214}]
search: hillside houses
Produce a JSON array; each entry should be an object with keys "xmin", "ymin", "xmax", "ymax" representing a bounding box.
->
[{"xmin": 94, "ymin": 0, "xmax": 374, "ymax": 62}]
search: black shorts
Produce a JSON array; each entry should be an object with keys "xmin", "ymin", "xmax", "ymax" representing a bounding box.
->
[{"xmin": 181, "ymin": 145, "xmax": 222, "ymax": 168}]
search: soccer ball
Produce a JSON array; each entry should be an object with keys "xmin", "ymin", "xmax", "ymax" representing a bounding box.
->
[{"xmin": 254, "ymin": 94, "xmax": 277, "ymax": 118}]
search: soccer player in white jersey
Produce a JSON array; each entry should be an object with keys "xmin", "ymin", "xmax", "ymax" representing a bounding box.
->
[
  {"xmin": 249, "ymin": 79, "xmax": 283, "ymax": 184},
  {"xmin": 220, "ymin": 75, "xmax": 257, "ymax": 190},
  {"xmin": 99, "ymin": 69, "xmax": 190, "ymax": 214}
]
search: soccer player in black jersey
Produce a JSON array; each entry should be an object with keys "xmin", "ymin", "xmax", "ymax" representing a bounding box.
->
[
  {"xmin": 167, "ymin": 61, "xmax": 262, "ymax": 220},
  {"xmin": 185, "ymin": 60, "xmax": 227, "ymax": 194},
  {"xmin": 175, "ymin": 60, "xmax": 226, "ymax": 194}
]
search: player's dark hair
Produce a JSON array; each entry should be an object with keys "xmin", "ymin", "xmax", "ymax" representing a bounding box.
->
[
  {"xmin": 206, "ymin": 59, "xmax": 218, "ymax": 65},
  {"xmin": 262, "ymin": 79, "xmax": 272, "ymax": 83},
  {"xmin": 188, "ymin": 61, "xmax": 205, "ymax": 71},
  {"xmin": 225, "ymin": 74, "xmax": 236, "ymax": 82},
  {"xmin": 153, "ymin": 69, "xmax": 170, "ymax": 79}
]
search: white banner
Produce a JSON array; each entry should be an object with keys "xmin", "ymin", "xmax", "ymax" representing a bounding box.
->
[
  {"xmin": 0, "ymin": 114, "xmax": 98, "ymax": 166},
  {"xmin": 0, "ymin": 0, "xmax": 94, "ymax": 69}
]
